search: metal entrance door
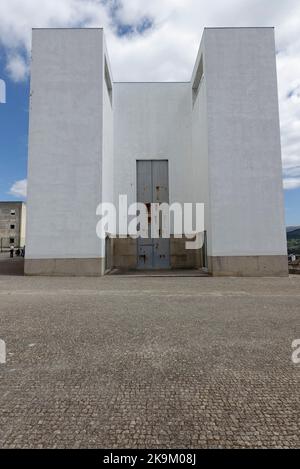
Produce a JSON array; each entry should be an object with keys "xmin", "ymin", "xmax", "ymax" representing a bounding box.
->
[{"xmin": 137, "ymin": 160, "xmax": 170, "ymax": 269}]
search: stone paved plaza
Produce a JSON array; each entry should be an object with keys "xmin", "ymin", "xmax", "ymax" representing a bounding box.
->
[{"xmin": 0, "ymin": 275, "xmax": 299, "ymax": 448}]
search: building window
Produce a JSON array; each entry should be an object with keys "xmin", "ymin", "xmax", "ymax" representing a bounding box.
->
[
  {"xmin": 9, "ymin": 238, "xmax": 14, "ymax": 244},
  {"xmin": 10, "ymin": 224, "xmax": 15, "ymax": 230},
  {"xmin": 105, "ymin": 57, "xmax": 112, "ymax": 105},
  {"xmin": 192, "ymin": 55, "xmax": 203, "ymax": 105},
  {"xmin": 10, "ymin": 209, "xmax": 16, "ymax": 215}
]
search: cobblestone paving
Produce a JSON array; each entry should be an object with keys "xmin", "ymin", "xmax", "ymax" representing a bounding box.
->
[{"xmin": 0, "ymin": 275, "xmax": 299, "ymax": 448}]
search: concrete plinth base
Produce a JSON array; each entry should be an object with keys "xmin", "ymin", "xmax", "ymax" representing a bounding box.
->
[
  {"xmin": 25, "ymin": 258, "xmax": 105, "ymax": 276},
  {"xmin": 209, "ymin": 255, "xmax": 288, "ymax": 277},
  {"xmin": 170, "ymin": 237, "xmax": 202, "ymax": 269},
  {"xmin": 113, "ymin": 237, "xmax": 137, "ymax": 270},
  {"xmin": 113, "ymin": 236, "xmax": 203, "ymax": 270}
]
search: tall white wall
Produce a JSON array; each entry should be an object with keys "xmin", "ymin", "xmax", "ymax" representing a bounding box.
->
[
  {"xmin": 26, "ymin": 29, "xmax": 105, "ymax": 260},
  {"xmin": 102, "ymin": 38, "xmax": 114, "ymax": 209},
  {"xmin": 25, "ymin": 27, "xmax": 287, "ymax": 275},
  {"xmin": 191, "ymin": 37, "xmax": 212, "ymax": 255},
  {"xmin": 204, "ymin": 28, "xmax": 287, "ymax": 257},
  {"xmin": 113, "ymin": 82, "xmax": 195, "ymax": 232}
]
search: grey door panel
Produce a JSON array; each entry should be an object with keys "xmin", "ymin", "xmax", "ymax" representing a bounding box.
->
[{"xmin": 137, "ymin": 160, "xmax": 170, "ymax": 269}]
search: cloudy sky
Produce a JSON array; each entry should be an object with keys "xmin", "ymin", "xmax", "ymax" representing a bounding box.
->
[{"xmin": 0, "ymin": 0, "xmax": 299, "ymax": 225}]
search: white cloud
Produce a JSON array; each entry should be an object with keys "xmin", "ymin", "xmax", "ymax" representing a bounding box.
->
[
  {"xmin": 9, "ymin": 179, "xmax": 27, "ymax": 198},
  {"xmin": 283, "ymin": 178, "xmax": 300, "ymax": 190},
  {"xmin": 0, "ymin": 1, "xmax": 300, "ymax": 189},
  {"xmin": 5, "ymin": 54, "xmax": 28, "ymax": 82},
  {"xmin": 0, "ymin": 0, "xmax": 112, "ymax": 80}
]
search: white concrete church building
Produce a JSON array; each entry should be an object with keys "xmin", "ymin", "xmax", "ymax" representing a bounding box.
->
[{"xmin": 25, "ymin": 27, "xmax": 288, "ymax": 276}]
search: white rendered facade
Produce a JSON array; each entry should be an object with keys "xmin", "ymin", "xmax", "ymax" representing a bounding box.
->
[{"xmin": 25, "ymin": 27, "xmax": 288, "ymax": 276}]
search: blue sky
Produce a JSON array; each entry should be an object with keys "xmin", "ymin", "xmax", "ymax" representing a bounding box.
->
[
  {"xmin": 0, "ymin": 0, "xmax": 299, "ymax": 226},
  {"xmin": 0, "ymin": 51, "xmax": 29, "ymax": 202}
]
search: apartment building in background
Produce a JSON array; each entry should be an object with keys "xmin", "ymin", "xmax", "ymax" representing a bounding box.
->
[{"xmin": 0, "ymin": 202, "xmax": 26, "ymax": 250}]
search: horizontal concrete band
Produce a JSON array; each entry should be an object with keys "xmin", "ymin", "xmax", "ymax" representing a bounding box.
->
[
  {"xmin": 25, "ymin": 255, "xmax": 288, "ymax": 277},
  {"xmin": 25, "ymin": 258, "xmax": 105, "ymax": 276},
  {"xmin": 209, "ymin": 255, "xmax": 288, "ymax": 277}
]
